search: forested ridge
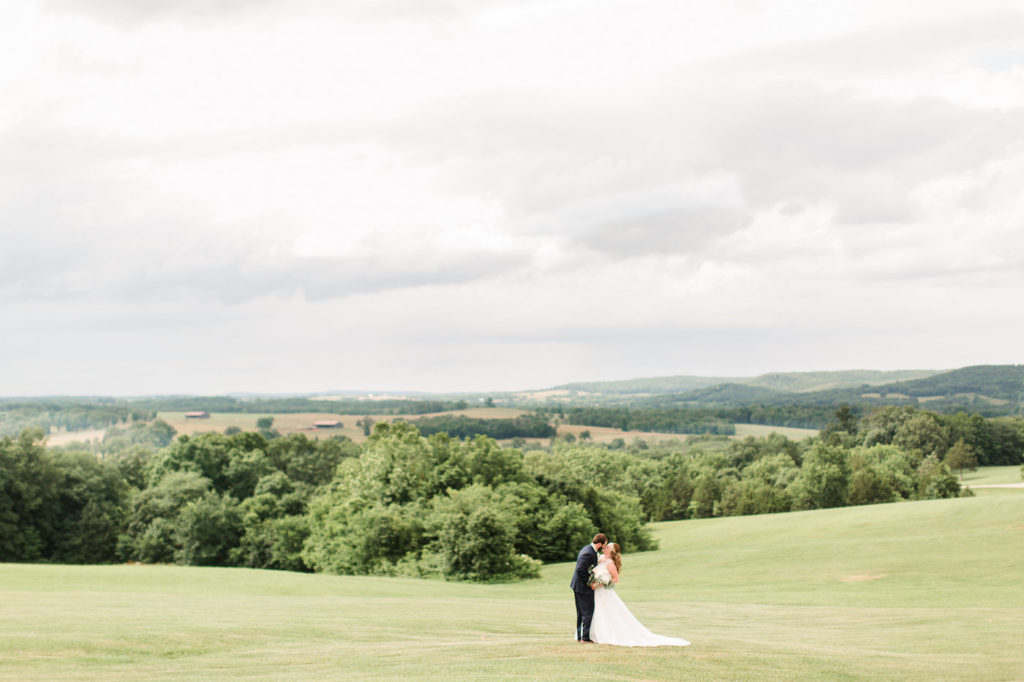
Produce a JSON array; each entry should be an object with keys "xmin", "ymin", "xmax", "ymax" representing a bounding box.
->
[
  {"xmin": 2, "ymin": 404, "xmax": 1021, "ymax": 582},
  {"xmin": 555, "ymin": 369, "xmax": 942, "ymax": 395},
  {"xmin": 541, "ymin": 365, "xmax": 1024, "ymax": 419}
]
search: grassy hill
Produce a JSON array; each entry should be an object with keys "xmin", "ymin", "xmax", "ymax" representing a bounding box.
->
[
  {"xmin": 556, "ymin": 375, "xmax": 738, "ymax": 394},
  {"xmin": 554, "ymin": 369, "xmax": 941, "ymax": 396},
  {"xmin": 2, "ymin": 495, "xmax": 1022, "ymax": 680},
  {"xmin": 743, "ymin": 369, "xmax": 941, "ymax": 393}
]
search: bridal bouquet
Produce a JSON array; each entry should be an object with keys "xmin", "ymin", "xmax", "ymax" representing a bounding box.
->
[{"xmin": 588, "ymin": 564, "xmax": 614, "ymax": 589}]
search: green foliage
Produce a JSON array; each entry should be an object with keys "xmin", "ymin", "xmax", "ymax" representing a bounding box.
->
[
  {"xmin": 303, "ymin": 424, "xmax": 652, "ymax": 580},
  {"xmin": 879, "ymin": 364, "xmax": 1024, "ymax": 401},
  {"xmin": 409, "ymin": 413, "xmax": 555, "ymax": 439},
  {"xmin": 429, "ymin": 485, "xmax": 540, "ymax": 581},
  {"xmin": 119, "ymin": 471, "xmax": 211, "ymax": 563},
  {"xmin": 233, "ymin": 473, "xmax": 313, "ymax": 571},
  {"xmin": 916, "ymin": 455, "xmax": 961, "ymax": 499},
  {"xmin": 100, "ymin": 419, "xmax": 177, "ymax": 454},
  {"xmin": 789, "ymin": 444, "xmax": 851, "ymax": 510},
  {"xmin": 265, "ymin": 434, "xmax": 356, "ymax": 487},
  {"xmin": 4, "ymin": 399, "xmax": 1016, "ymax": 582},
  {"xmin": 174, "ymin": 491, "xmax": 242, "ymax": 566},
  {"xmin": 548, "ymin": 406, "xmax": 737, "ymax": 434},
  {"xmin": 944, "ymin": 439, "xmax": 978, "ymax": 481},
  {"xmin": 0, "ymin": 430, "xmax": 62, "ymax": 561},
  {"xmin": 48, "ymin": 450, "xmax": 130, "ymax": 563},
  {"xmin": 0, "ymin": 400, "xmax": 136, "ymax": 438}
]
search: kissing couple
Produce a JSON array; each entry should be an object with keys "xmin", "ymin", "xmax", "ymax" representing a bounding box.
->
[{"xmin": 570, "ymin": 533, "xmax": 690, "ymax": 647}]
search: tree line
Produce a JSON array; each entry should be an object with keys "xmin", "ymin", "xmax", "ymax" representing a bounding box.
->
[
  {"xmin": 543, "ymin": 404, "xmax": 841, "ymax": 432},
  {"xmin": 408, "ymin": 414, "xmax": 556, "ymax": 440},
  {"xmin": 2, "ymin": 406, "xmax": 1020, "ymax": 581},
  {"xmin": 0, "ymin": 421, "xmax": 656, "ymax": 581},
  {"xmin": 0, "ymin": 400, "xmax": 152, "ymax": 438}
]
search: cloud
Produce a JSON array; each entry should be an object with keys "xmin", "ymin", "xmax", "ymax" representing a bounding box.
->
[{"xmin": 3, "ymin": 0, "xmax": 1024, "ymax": 393}]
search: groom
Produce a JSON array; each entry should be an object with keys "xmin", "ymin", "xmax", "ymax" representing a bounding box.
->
[{"xmin": 570, "ymin": 532, "xmax": 607, "ymax": 642}]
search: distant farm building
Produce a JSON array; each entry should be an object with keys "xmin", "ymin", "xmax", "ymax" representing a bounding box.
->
[
  {"xmin": 185, "ymin": 411, "xmax": 210, "ymax": 419},
  {"xmin": 313, "ymin": 420, "xmax": 343, "ymax": 429}
]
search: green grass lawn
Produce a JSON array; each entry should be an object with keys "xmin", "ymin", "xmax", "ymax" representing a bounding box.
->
[
  {"xmin": 3, "ymin": 495, "xmax": 1023, "ymax": 681},
  {"xmin": 962, "ymin": 465, "xmax": 1023, "ymax": 486}
]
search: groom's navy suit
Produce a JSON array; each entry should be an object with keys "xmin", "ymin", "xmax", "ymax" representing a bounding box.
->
[{"xmin": 570, "ymin": 543, "xmax": 599, "ymax": 641}]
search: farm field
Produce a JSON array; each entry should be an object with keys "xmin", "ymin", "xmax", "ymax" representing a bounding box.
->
[
  {"xmin": 2, "ymin": 495, "xmax": 1022, "ymax": 680},
  {"xmin": 154, "ymin": 408, "xmax": 530, "ymax": 443},
  {"xmin": 146, "ymin": 411, "xmax": 819, "ymax": 446},
  {"xmin": 44, "ymin": 427, "xmax": 107, "ymax": 447},
  {"xmin": 731, "ymin": 423, "xmax": 818, "ymax": 440}
]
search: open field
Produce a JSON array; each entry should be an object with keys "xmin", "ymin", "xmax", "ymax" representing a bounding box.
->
[
  {"xmin": 961, "ymin": 466, "xmax": 1024, "ymax": 496},
  {"xmin": 3, "ymin": 495, "xmax": 1022, "ymax": 680},
  {"xmin": 45, "ymin": 428, "xmax": 107, "ymax": 446},
  {"xmin": 731, "ymin": 423, "xmax": 819, "ymax": 441},
  {"xmin": 962, "ymin": 465, "xmax": 1022, "ymax": 486},
  {"xmin": 43, "ymin": 412, "xmax": 813, "ymax": 446},
  {"xmin": 154, "ymin": 408, "xmax": 529, "ymax": 443}
]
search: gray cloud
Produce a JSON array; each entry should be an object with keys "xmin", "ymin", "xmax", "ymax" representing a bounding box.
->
[
  {"xmin": 572, "ymin": 206, "xmax": 743, "ymax": 258},
  {"xmin": 385, "ymin": 81, "xmax": 1022, "ymax": 260}
]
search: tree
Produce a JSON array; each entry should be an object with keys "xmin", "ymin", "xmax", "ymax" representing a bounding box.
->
[
  {"xmin": 174, "ymin": 491, "xmax": 242, "ymax": 566},
  {"xmin": 892, "ymin": 412, "xmax": 949, "ymax": 459},
  {"xmin": 265, "ymin": 434, "xmax": 356, "ymax": 487},
  {"xmin": 119, "ymin": 471, "xmax": 211, "ymax": 563},
  {"xmin": 916, "ymin": 455, "xmax": 961, "ymax": 499},
  {"xmin": 358, "ymin": 417, "xmax": 375, "ymax": 437},
  {"xmin": 0, "ymin": 429, "xmax": 62, "ymax": 561},
  {"xmin": 428, "ymin": 485, "xmax": 539, "ymax": 581},
  {"xmin": 944, "ymin": 439, "xmax": 977, "ymax": 482},
  {"xmin": 256, "ymin": 417, "xmax": 274, "ymax": 430},
  {"xmin": 49, "ymin": 449, "xmax": 130, "ymax": 563},
  {"xmin": 789, "ymin": 443, "xmax": 850, "ymax": 510},
  {"xmin": 821, "ymin": 404, "xmax": 859, "ymax": 445},
  {"xmin": 535, "ymin": 502, "xmax": 595, "ymax": 562}
]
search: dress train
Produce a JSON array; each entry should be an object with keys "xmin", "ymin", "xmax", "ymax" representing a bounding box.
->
[{"xmin": 590, "ymin": 583, "xmax": 690, "ymax": 647}]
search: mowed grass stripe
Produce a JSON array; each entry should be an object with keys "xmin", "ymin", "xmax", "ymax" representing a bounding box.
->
[{"xmin": 2, "ymin": 495, "xmax": 1022, "ymax": 680}]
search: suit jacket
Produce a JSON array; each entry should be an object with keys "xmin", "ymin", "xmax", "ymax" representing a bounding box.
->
[{"xmin": 570, "ymin": 544, "xmax": 598, "ymax": 593}]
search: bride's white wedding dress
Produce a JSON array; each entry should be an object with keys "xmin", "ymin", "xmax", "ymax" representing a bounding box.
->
[{"xmin": 589, "ymin": 560, "xmax": 690, "ymax": 647}]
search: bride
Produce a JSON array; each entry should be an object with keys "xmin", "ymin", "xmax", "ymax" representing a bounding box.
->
[{"xmin": 589, "ymin": 543, "xmax": 690, "ymax": 647}]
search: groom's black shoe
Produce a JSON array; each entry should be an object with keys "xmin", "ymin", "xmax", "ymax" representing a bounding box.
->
[{"xmin": 580, "ymin": 639, "xmax": 595, "ymax": 643}]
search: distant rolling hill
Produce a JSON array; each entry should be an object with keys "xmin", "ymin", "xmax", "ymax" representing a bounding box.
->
[
  {"xmin": 545, "ymin": 366, "xmax": 1023, "ymax": 415},
  {"xmin": 742, "ymin": 369, "xmax": 941, "ymax": 393},
  {"xmin": 555, "ymin": 375, "xmax": 738, "ymax": 394},
  {"xmin": 869, "ymin": 364, "xmax": 1024, "ymax": 402},
  {"xmin": 555, "ymin": 369, "xmax": 942, "ymax": 396}
]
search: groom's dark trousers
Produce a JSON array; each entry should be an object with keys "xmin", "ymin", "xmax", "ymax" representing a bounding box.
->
[{"xmin": 570, "ymin": 544, "xmax": 598, "ymax": 641}]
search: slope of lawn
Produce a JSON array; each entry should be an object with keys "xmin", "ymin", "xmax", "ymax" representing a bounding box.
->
[{"xmin": 2, "ymin": 494, "xmax": 1022, "ymax": 681}]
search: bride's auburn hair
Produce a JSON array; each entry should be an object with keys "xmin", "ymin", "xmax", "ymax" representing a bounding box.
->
[{"xmin": 607, "ymin": 542, "xmax": 622, "ymax": 573}]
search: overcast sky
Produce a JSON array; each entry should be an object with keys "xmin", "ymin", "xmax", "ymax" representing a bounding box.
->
[{"xmin": 2, "ymin": 0, "xmax": 1023, "ymax": 396}]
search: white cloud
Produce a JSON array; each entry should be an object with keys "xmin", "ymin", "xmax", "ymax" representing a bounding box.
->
[{"xmin": 2, "ymin": 0, "xmax": 1024, "ymax": 393}]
